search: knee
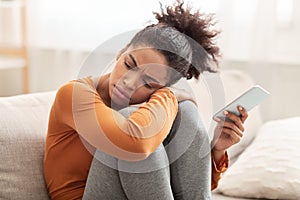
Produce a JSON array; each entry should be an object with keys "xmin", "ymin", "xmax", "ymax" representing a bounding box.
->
[
  {"xmin": 178, "ymin": 101, "xmax": 198, "ymax": 124},
  {"xmin": 178, "ymin": 100, "xmax": 198, "ymax": 111},
  {"xmin": 178, "ymin": 101, "xmax": 208, "ymax": 142},
  {"xmin": 178, "ymin": 101, "xmax": 202, "ymax": 129},
  {"xmin": 118, "ymin": 106, "xmax": 138, "ymax": 118}
]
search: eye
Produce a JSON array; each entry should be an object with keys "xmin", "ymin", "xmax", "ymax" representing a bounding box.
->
[
  {"xmin": 143, "ymin": 81, "xmax": 153, "ymax": 89},
  {"xmin": 124, "ymin": 61, "xmax": 132, "ymax": 69}
]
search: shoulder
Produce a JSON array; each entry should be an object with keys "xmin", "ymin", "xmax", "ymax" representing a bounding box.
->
[
  {"xmin": 56, "ymin": 77, "xmax": 97, "ymax": 99},
  {"xmin": 51, "ymin": 77, "xmax": 101, "ymax": 123},
  {"xmin": 56, "ymin": 81, "xmax": 74, "ymax": 99}
]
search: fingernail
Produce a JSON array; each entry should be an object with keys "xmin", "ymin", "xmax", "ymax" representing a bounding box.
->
[
  {"xmin": 239, "ymin": 106, "xmax": 243, "ymax": 111},
  {"xmin": 215, "ymin": 117, "xmax": 221, "ymax": 122},
  {"xmin": 223, "ymin": 110, "xmax": 228, "ymax": 115}
]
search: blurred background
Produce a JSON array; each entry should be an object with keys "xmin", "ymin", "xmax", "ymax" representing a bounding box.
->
[{"xmin": 0, "ymin": 0, "xmax": 299, "ymax": 121}]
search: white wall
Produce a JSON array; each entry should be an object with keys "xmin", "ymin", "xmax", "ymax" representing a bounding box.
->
[
  {"xmin": 221, "ymin": 60, "xmax": 300, "ymax": 122},
  {"xmin": 1, "ymin": 0, "xmax": 300, "ymax": 121},
  {"xmin": 1, "ymin": 45, "xmax": 299, "ymax": 122}
]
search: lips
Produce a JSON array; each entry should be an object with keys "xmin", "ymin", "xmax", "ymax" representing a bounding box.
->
[{"xmin": 113, "ymin": 85, "xmax": 130, "ymax": 101}]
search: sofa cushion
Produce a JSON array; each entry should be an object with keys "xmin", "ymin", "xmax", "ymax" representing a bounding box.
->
[
  {"xmin": 0, "ymin": 91, "xmax": 55, "ymax": 200},
  {"xmin": 217, "ymin": 117, "xmax": 300, "ymax": 199}
]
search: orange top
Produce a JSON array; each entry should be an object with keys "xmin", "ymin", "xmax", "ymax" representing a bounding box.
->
[
  {"xmin": 44, "ymin": 77, "xmax": 228, "ymax": 200},
  {"xmin": 211, "ymin": 151, "xmax": 229, "ymax": 190}
]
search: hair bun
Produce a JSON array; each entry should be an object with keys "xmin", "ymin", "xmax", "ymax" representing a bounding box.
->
[{"xmin": 154, "ymin": 0, "xmax": 221, "ymax": 75}]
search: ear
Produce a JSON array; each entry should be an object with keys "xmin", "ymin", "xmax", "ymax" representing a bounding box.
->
[{"xmin": 116, "ymin": 44, "xmax": 130, "ymax": 61}]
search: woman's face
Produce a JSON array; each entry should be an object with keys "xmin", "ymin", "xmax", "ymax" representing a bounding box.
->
[{"xmin": 109, "ymin": 47, "xmax": 169, "ymax": 108}]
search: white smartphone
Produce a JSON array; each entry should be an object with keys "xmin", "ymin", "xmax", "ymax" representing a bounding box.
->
[{"xmin": 213, "ymin": 85, "xmax": 270, "ymax": 121}]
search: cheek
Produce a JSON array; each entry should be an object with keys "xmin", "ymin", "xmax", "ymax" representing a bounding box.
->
[
  {"xmin": 130, "ymin": 88, "xmax": 153, "ymax": 104},
  {"xmin": 109, "ymin": 71, "xmax": 121, "ymax": 97},
  {"xmin": 109, "ymin": 64, "xmax": 125, "ymax": 86},
  {"xmin": 111, "ymin": 66, "xmax": 122, "ymax": 81}
]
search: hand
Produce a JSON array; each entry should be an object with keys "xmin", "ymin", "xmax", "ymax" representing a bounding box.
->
[{"xmin": 212, "ymin": 106, "xmax": 248, "ymax": 153}]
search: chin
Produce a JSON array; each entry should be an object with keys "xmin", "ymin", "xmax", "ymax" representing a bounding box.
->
[
  {"xmin": 110, "ymin": 101, "xmax": 127, "ymax": 110},
  {"xmin": 110, "ymin": 96, "xmax": 130, "ymax": 109}
]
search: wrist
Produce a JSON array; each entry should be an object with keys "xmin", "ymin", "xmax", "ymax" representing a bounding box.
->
[{"xmin": 212, "ymin": 148, "xmax": 226, "ymax": 165}]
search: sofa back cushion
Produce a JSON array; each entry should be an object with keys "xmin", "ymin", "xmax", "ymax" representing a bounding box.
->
[{"xmin": 0, "ymin": 92, "xmax": 55, "ymax": 200}]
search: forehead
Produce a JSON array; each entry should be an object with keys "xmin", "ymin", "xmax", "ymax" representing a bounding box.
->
[
  {"xmin": 128, "ymin": 47, "xmax": 167, "ymax": 66},
  {"xmin": 127, "ymin": 47, "xmax": 170, "ymax": 84}
]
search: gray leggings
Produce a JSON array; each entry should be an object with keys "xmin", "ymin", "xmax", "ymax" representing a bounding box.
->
[{"xmin": 83, "ymin": 101, "xmax": 212, "ymax": 200}]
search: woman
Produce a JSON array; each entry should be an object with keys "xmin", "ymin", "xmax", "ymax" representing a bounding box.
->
[{"xmin": 44, "ymin": 1, "xmax": 248, "ymax": 200}]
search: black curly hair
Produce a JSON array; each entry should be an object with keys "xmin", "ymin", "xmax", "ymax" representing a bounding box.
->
[{"xmin": 126, "ymin": 0, "xmax": 221, "ymax": 85}]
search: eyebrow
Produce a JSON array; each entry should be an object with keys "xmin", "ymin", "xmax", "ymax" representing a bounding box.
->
[{"xmin": 129, "ymin": 54, "xmax": 137, "ymax": 67}]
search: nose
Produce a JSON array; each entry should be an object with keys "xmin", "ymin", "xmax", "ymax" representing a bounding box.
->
[{"xmin": 122, "ymin": 71, "xmax": 139, "ymax": 90}]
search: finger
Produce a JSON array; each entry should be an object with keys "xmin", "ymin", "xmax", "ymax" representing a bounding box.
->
[
  {"xmin": 221, "ymin": 127, "xmax": 242, "ymax": 144},
  {"xmin": 223, "ymin": 110, "xmax": 244, "ymax": 131},
  {"xmin": 218, "ymin": 120, "xmax": 244, "ymax": 137},
  {"xmin": 238, "ymin": 106, "xmax": 248, "ymax": 123},
  {"xmin": 214, "ymin": 120, "xmax": 225, "ymax": 139}
]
